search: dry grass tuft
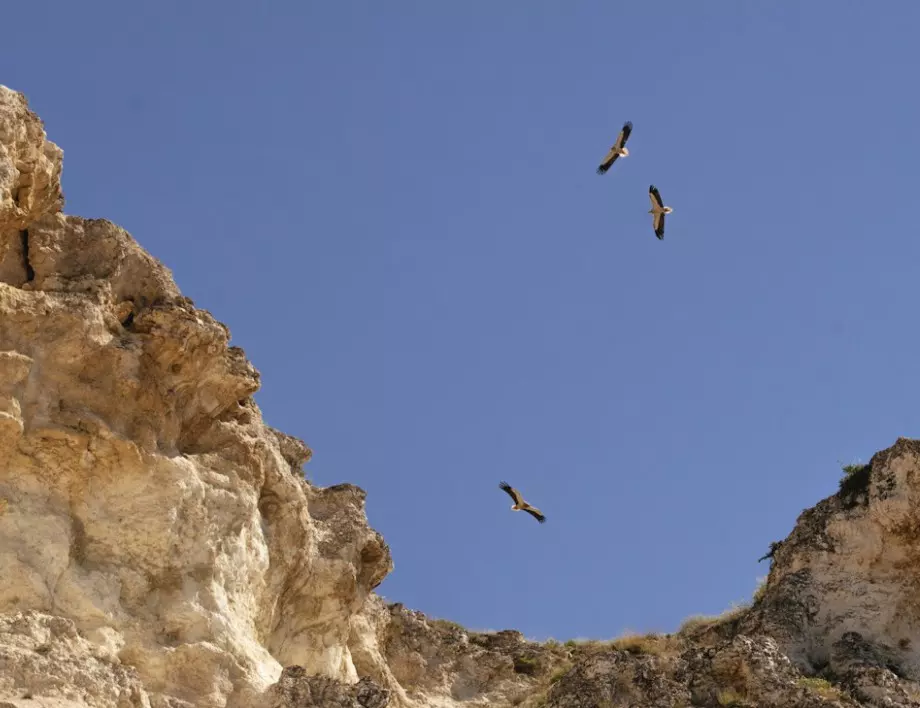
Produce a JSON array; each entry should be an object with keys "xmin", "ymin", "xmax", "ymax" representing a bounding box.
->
[
  {"xmin": 610, "ymin": 634, "xmax": 673, "ymax": 656},
  {"xmin": 717, "ymin": 688, "xmax": 747, "ymax": 706},
  {"xmin": 548, "ymin": 663, "xmax": 572, "ymax": 684},
  {"xmin": 797, "ymin": 677, "xmax": 843, "ymax": 700},
  {"xmin": 752, "ymin": 576, "xmax": 768, "ymax": 603},
  {"xmin": 561, "ymin": 632, "xmax": 685, "ymax": 659},
  {"xmin": 711, "ymin": 654, "xmax": 753, "ymax": 706},
  {"xmin": 679, "ymin": 602, "xmax": 750, "ymax": 636},
  {"xmin": 610, "ymin": 632, "xmax": 681, "ymax": 657},
  {"xmin": 428, "ymin": 618, "xmax": 465, "ymax": 634},
  {"xmin": 566, "ymin": 638, "xmax": 609, "ymax": 654},
  {"xmin": 678, "ymin": 614, "xmax": 721, "ymax": 634}
]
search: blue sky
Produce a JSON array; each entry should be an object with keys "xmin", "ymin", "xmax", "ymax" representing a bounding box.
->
[{"xmin": 5, "ymin": 2, "xmax": 920, "ymax": 641}]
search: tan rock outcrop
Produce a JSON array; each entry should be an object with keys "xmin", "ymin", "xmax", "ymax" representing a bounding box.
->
[
  {"xmin": 0, "ymin": 85, "xmax": 63, "ymax": 288},
  {"xmin": 348, "ymin": 597, "xmax": 573, "ymax": 707},
  {"xmin": 0, "ymin": 610, "xmax": 149, "ymax": 707},
  {"xmin": 254, "ymin": 668, "xmax": 389, "ymax": 708},
  {"xmin": 0, "ymin": 85, "xmax": 391, "ymax": 708},
  {"xmin": 740, "ymin": 437, "xmax": 920, "ymax": 702},
  {"xmin": 5, "ymin": 83, "xmax": 920, "ymax": 708},
  {"xmin": 0, "ymin": 86, "xmax": 63, "ymax": 225}
]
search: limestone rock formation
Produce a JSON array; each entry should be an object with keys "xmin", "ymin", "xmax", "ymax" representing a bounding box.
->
[
  {"xmin": 254, "ymin": 668, "xmax": 389, "ymax": 708},
  {"xmin": 3, "ymin": 83, "xmax": 920, "ymax": 707},
  {"xmin": 0, "ymin": 86, "xmax": 391, "ymax": 707},
  {"xmin": 348, "ymin": 597, "xmax": 574, "ymax": 707},
  {"xmin": 0, "ymin": 610, "xmax": 148, "ymax": 707}
]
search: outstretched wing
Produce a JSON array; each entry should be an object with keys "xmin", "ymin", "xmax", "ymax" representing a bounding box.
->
[
  {"xmin": 522, "ymin": 504, "xmax": 546, "ymax": 523},
  {"xmin": 649, "ymin": 185, "xmax": 664, "ymax": 209},
  {"xmin": 654, "ymin": 211, "xmax": 666, "ymax": 240},
  {"xmin": 596, "ymin": 148, "xmax": 619, "ymax": 175},
  {"xmin": 597, "ymin": 122, "xmax": 632, "ymax": 175},
  {"xmin": 499, "ymin": 481, "xmax": 523, "ymax": 506}
]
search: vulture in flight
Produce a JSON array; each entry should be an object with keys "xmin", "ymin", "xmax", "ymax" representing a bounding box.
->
[
  {"xmin": 648, "ymin": 185, "xmax": 673, "ymax": 240},
  {"xmin": 499, "ymin": 481, "xmax": 546, "ymax": 523},
  {"xmin": 596, "ymin": 121, "xmax": 633, "ymax": 175}
]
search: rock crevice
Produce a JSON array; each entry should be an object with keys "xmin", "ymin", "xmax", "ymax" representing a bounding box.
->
[{"xmin": 18, "ymin": 229, "xmax": 32, "ymax": 282}]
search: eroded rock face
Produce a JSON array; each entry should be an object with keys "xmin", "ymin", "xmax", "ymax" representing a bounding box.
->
[
  {"xmin": 6, "ymin": 83, "xmax": 920, "ymax": 708},
  {"xmin": 254, "ymin": 668, "xmax": 389, "ymax": 708},
  {"xmin": 744, "ymin": 438, "xmax": 920, "ymax": 681},
  {"xmin": 546, "ymin": 647, "xmax": 689, "ymax": 708},
  {"xmin": 0, "ymin": 611, "xmax": 149, "ymax": 707},
  {"xmin": 0, "ymin": 85, "xmax": 63, "ymax": 289},
  {"xmin": 0, "ymin": 86, "xmax": 392, "ymax": 708},
  {"xmin": 345, "ymin": 597, "xmax": 585, "ymax": 708},
  {"xmin": 0, "ymin": 86, "xmax": 63, "ymax": 225},
  {"xmin": 347, "ymin": 451, "xmax": 920, "ymax": 708}
]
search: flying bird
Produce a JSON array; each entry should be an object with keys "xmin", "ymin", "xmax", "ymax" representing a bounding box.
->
[
  {"xmin": 498, "ymin": 481, "xmax": 546, "ymax": 524},
  {"xmin": 648, "ymin": 185, "xmax": 673, "ymax": 240},
  {"xmin": 596, "ymin": 121, "xmax": 633, "ymax": 175}
]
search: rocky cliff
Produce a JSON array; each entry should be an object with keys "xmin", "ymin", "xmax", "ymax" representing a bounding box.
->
[{"xmin": 1, "ymin": 85, "xmax": 920, "ymax": 707}]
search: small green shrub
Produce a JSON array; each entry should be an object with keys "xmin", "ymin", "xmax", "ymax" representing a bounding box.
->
[{"xmin": 838, "ymin": 461, "xmax": 871, "ymax": 495}]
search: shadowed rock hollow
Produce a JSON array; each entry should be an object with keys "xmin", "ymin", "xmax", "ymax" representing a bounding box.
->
[{"xmin": 3, "ymin": 85, "xmax": 920, "ymax": 707}]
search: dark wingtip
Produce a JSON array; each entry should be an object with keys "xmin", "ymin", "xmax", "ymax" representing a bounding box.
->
[{"xmin": 596, "ymin": 166, "xmax": 607, "ymax": 175}]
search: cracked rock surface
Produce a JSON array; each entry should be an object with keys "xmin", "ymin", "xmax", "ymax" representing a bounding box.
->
[
  {"xmin": 0, "ymin": 86, "xmax": 391, "ymax": 708},
  {"xmin": 4, "ymin": 84, "xmax": 920, "ymax": 707}
]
